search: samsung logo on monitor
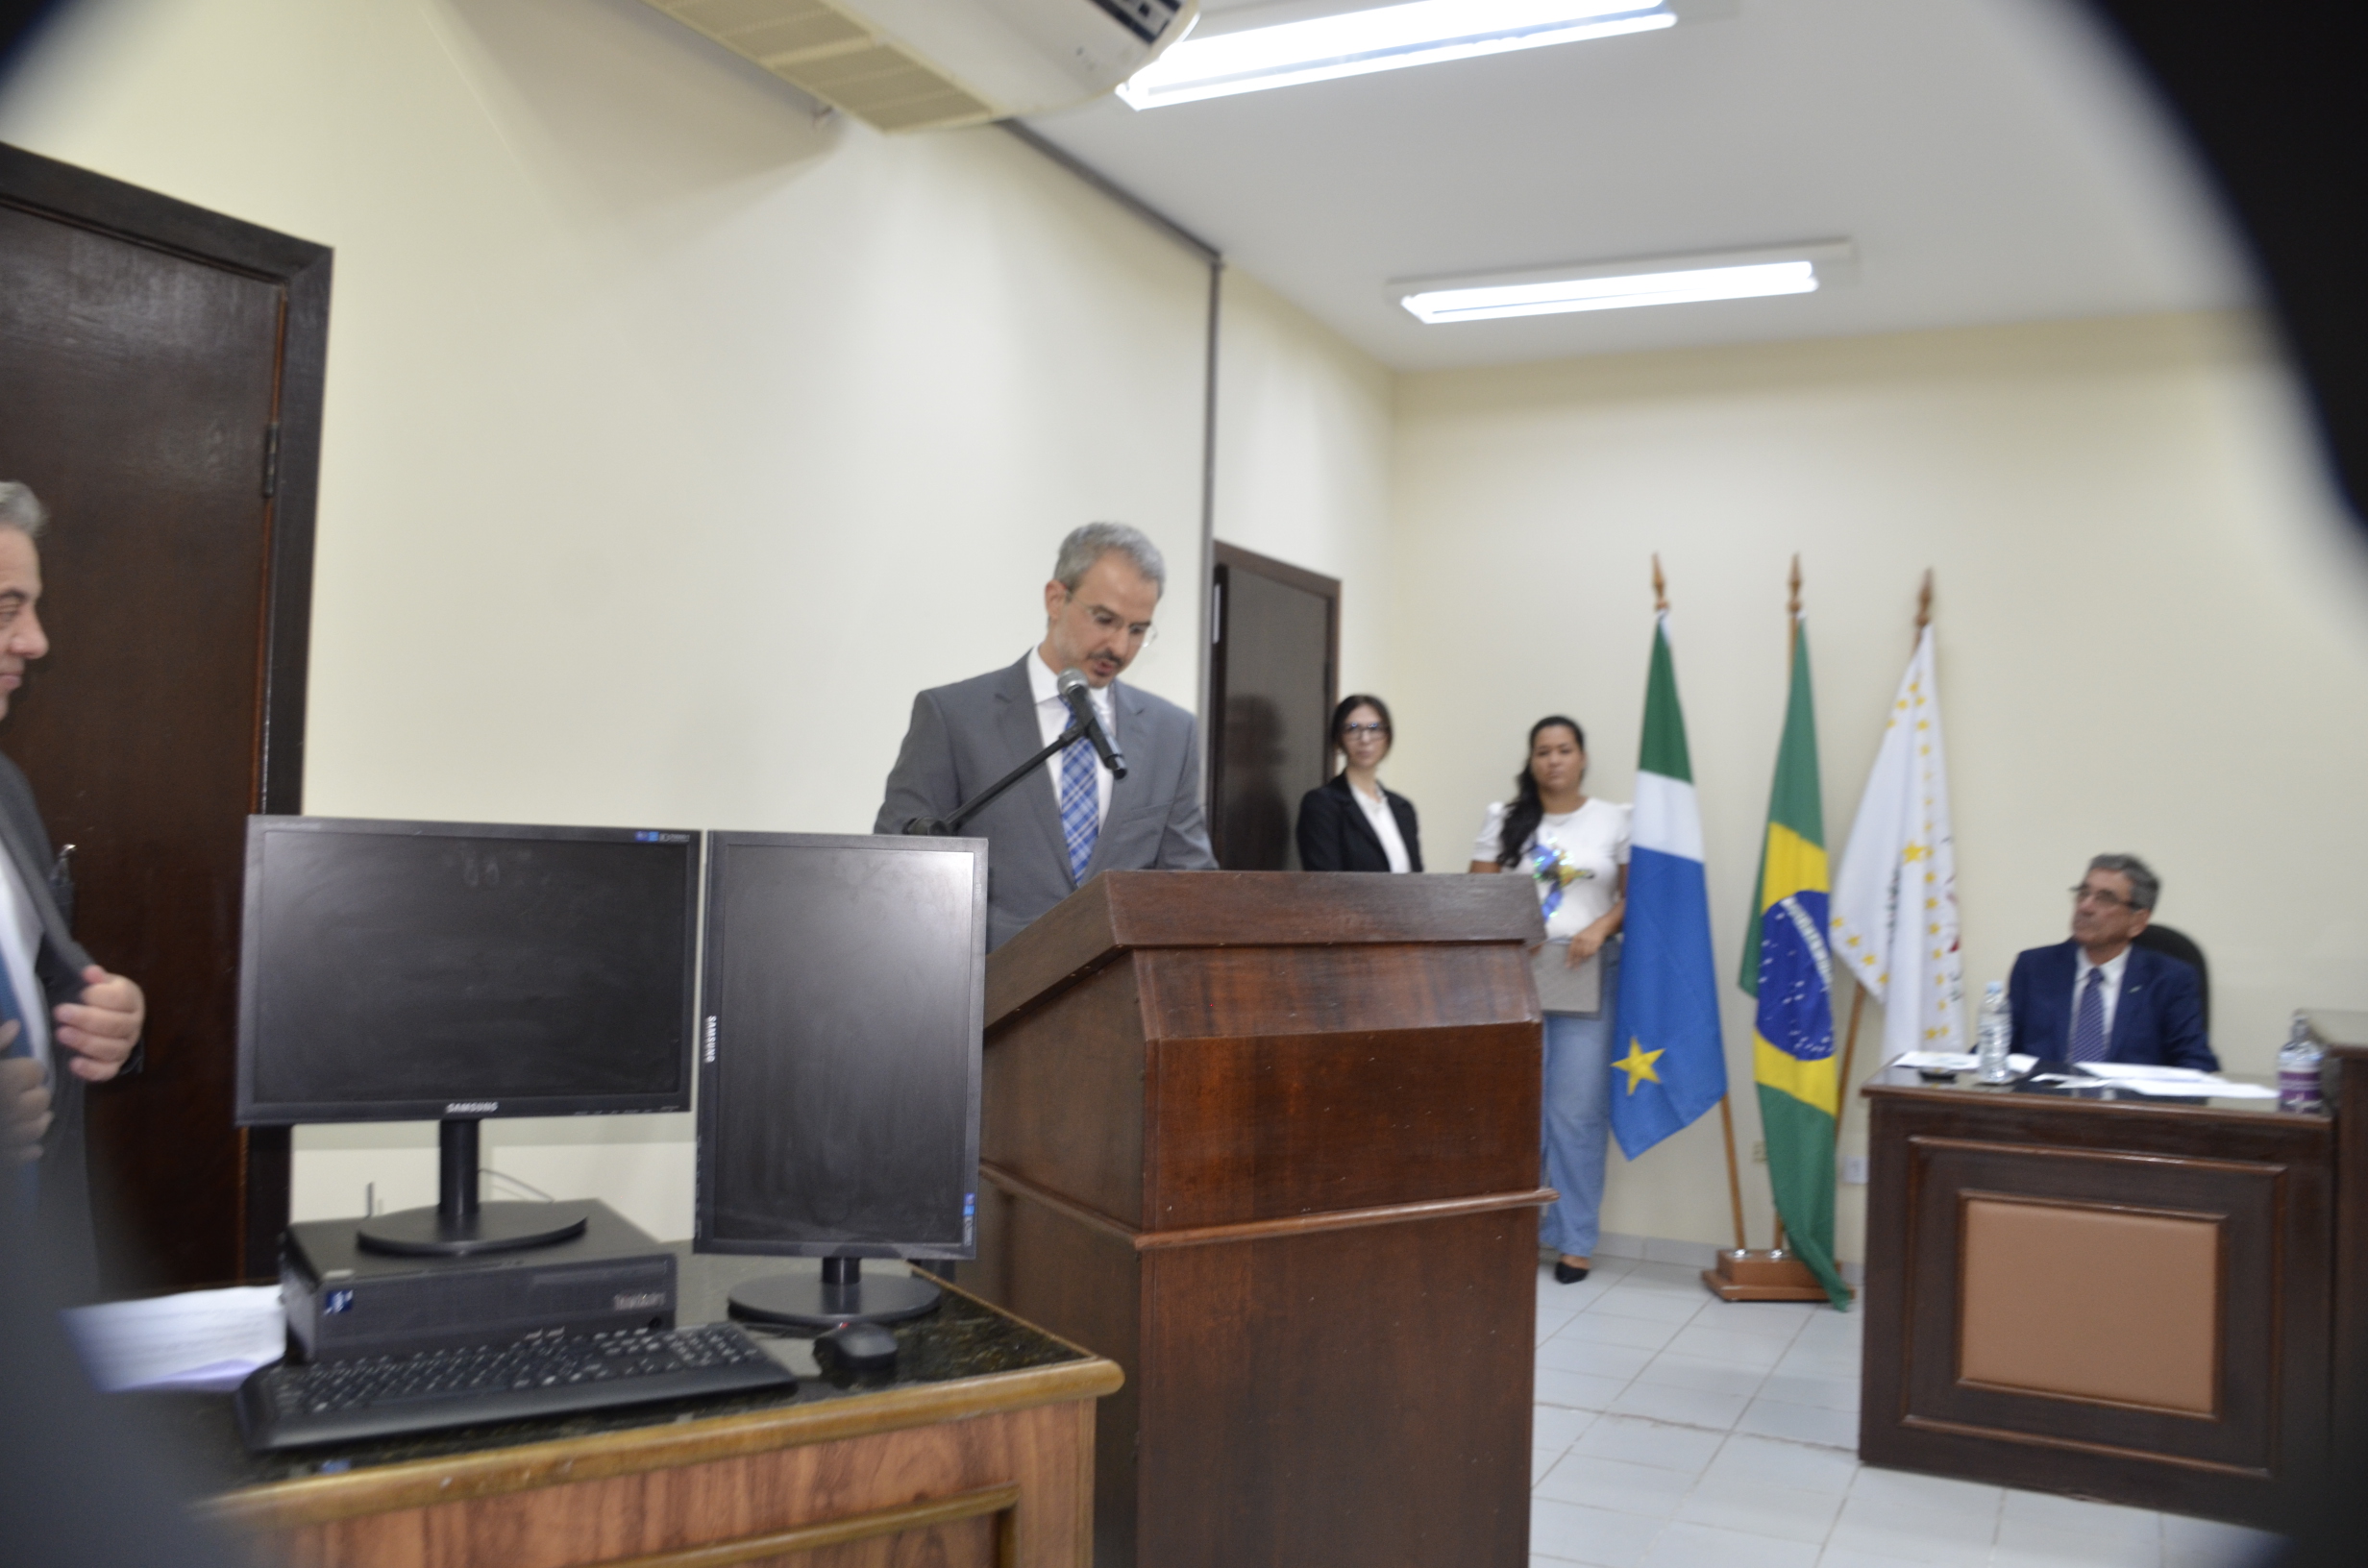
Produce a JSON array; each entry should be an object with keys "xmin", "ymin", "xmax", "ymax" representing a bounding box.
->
[
  {"xmin": 634, "ymin": 831, "xmax": 692, "ymax": 843},
  {"xmin": 445, "ymin": 1101, "xmax": 500, "ymax": 1115}
]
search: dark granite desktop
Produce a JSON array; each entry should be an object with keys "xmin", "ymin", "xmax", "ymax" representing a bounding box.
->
[
  {"xmin": 139, "ymin": 1247, "xmax": 1087, "ymax": 1497},
  {"xmin": 1864, "ymin": 1060, "xmax": 2304, "ymax": 1116}
]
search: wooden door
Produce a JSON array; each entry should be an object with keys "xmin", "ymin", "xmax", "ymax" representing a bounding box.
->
[
  {"xmin": 0, "ymin": 143, "xmax": 326, "ymax": 1288},
  {"xmin": 1206, "ymin": 542, "xmax": 1336, "ymax": 870}
]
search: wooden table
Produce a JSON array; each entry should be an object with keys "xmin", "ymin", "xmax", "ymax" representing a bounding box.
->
[
  {"xmin": 1858, "ymin": 1065, "xmax": 2332, "ymax": 1530},
  {"xmin": 182, "ymin": 1253, "xmax": 1121, "ymax": 1568}
]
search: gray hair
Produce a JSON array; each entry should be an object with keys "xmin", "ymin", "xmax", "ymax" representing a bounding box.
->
[
  {"xmin": 2086, "ymin": 853, "xmax": 2159, "ymax": 911},
  {"xmin": 1052, "ymin": 523, "xmax": 1165, "ymax": 596},
  {"xmin": 0, "ymin": 482, "xmax": 48, "ymax": 539}
]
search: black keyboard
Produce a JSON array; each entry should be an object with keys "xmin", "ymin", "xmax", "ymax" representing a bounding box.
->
[{"xmin": 234, "ymin": 1322, "xmax": 797, "ymax": 1452}]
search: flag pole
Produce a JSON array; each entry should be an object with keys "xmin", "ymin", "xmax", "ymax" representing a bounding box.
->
[
  {"xmin": 1668, "ymin": 553, "xmax": 1749, "ymax": 1251},
  {"xmin": 1829, "ymin": 570, "xmax": 1933, "ymax": 1152},
  {"xmin": 1708, "ymin": 554, "xmax": 1832, "ymax": 1297},
  {"xmin": 1773, "ymin": 554, "xmax": 1801, "ymax": 1254}
]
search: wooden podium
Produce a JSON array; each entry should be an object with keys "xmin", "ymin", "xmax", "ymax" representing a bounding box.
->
[{"xmin": 962, "ymin": 870, "xmax": 1551, "ymax": 1568}]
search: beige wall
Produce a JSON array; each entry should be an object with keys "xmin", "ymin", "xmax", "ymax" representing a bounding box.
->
[
  {"xmin": 1213, "ymin": 268, "xmax": 1398, "ymax": 703},
  {"xmin": 2, "ymin": 0, "xmax": 1216, "ymax": 1239},
  {"xmin": 1387, "ymin": 311, "xmax": 2368, "ymax": 1262}
]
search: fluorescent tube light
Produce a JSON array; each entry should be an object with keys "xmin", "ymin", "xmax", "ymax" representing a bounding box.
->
[
  {"xmin": 1119, "ymin": 0, "xmax": 1673, "ymax": 110},
  {"xmin": 1390, "ymin": 243, "xmax": 1854, "ymax": 324},
  {"xmin": 1402, "ymin": 261, "xmax": 1813, "ymax": 322}
]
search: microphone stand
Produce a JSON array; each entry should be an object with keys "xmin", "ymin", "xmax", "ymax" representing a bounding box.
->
[{"xmin": 902, "ymin": 718, "xmax": 1091, "ymax": 836}]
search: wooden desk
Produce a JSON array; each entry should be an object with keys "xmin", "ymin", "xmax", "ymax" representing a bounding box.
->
[
  {"xmin": 2304, "ymin": 1013, "xmax": 2368, "ymax": 1424},
  {"xmin": 182, "ymin": 1253, "xmax": 1121, "ymax": 1568},
  {"xmin": 1859, "ymin": 1066, "xmax": 2332, "ymax": 1530}
]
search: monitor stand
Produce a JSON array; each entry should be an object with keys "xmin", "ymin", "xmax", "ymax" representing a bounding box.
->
[
  {"xmin": 355, "ymin": 1118, "xmax": 591, "ymax": 1258},
  {"xmin": 728, "ymin": 1258, "xmax": 943, "ymax": 1330}
]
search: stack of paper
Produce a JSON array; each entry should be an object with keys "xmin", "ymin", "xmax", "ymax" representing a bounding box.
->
[
  {"xmin": 62, "ymin": 1285, "xmax": 286, "ymax": 1393},
  {"xmin": 2070, "ymin": 1064, "xmax": 2280, "ymax": 1099},
  {"xmin": 1890, "ymin": 1051, "xmax": 2037, "ymax": 1075}
]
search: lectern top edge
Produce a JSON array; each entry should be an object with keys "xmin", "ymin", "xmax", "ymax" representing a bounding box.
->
[{"xmin": 985, "ymin": 870, "xmax": 1544, "ymax": 1031}]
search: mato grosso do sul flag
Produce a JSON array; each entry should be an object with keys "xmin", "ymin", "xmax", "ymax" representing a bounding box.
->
[
  {"xmin": 1738, "ymin": 615, "xmax": 1850, "ymax": 1308},
  {"xmin": 1609, "ymin": 611, "xmax": 1726, "ymax": 1159}
]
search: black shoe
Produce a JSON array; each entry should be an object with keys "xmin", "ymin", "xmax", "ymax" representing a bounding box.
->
[{"xmin": 1553, "ymin": 1260, "xmax": 1590, "ymax": 1284}]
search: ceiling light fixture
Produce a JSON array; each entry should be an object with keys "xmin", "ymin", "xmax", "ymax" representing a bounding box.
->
[
  {"xmin": 1392, "ymin": 242, "xmax": 1856, "ymax": 324},
  {"xmin": 1118, "ymin": 0, "xmax": 1673, "ymax": 110}
]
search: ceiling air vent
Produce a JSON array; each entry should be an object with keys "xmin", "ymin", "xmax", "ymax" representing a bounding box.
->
[{"xmin": 644, "ymin": 0, "xmax": 1196, "ymax": 134}]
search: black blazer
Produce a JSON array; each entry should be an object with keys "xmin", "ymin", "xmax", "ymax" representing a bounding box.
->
[{"xmin": 1295, "ymin": 773, "xmax": 1423, "ymax": 873}]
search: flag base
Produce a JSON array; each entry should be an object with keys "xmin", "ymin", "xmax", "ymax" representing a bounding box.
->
[{"xmin": 1700, "ymin": 1248, "xmax": 1851, "ymax": 1303}]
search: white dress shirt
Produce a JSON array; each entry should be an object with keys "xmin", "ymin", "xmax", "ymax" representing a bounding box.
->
[
  {"xmin": 1028, "ymin": 650, "xmax": 1115, "ymax": 827},
  {"xmin": 0, "ymin": 847, "xmax": 52, "ymax": 1074},
  {"xmin": 1348, "ymin": 779, "xmax": 1412, "ymax": 873},
  {"xmin": 2072, "ymin": 944, "xmax": 2132, "ymax": 1043}
]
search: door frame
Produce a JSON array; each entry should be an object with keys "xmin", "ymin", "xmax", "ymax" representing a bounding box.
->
[
  {"xmin": 0, "ymin": 141, "xmax": 329, "ymax": 1276},
  {"xmin": 1206, "ymin": 541, "xmax": 1339, "ymax": 869}
]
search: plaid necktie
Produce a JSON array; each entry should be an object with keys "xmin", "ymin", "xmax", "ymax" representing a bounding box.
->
[
  {"xmin": 2069, "ymin": 967, "xmax": 2108, "ymax": 1064},
  {"xmin": 1058, "ymin": 735, "xmax": 1099, "ymax": 886}
]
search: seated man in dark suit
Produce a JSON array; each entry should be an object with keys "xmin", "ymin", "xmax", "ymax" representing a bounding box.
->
[{"xmin": 2009, "ymin": 853, "xmax": 2215, "ymax": 1070}]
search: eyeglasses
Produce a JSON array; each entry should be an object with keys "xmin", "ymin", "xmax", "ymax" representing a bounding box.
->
[
  {"xmin": 2069, "ymin": 886, "xmax": 2136, "ymax": 910},
  {"xmin": 1341, "ymin": 723, "xmax": 1389, "ymax": 739},
  {"xmin": 1067, "ymin": 594, "xmax": 1157, "ymax": 649}
]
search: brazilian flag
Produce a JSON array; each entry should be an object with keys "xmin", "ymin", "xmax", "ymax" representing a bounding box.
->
[{"xmin": 1739, "ymin": 620, "xmax": 1848, "ymax": 1308}]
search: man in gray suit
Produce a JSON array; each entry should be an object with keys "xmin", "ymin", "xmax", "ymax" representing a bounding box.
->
[
  {"xmin": 876, "ymin": 523, "xmax": 1217, "ymax": 949},
  {"xmin": 0, "ymin": 482, "xmax": 147, "ymax": 1300}
]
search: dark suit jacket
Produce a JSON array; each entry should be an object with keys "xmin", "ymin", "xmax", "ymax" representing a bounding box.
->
[
  {"xmin": 0, "ymin": 752, "xmax": 102, "ymax": 1299},
  {"xmin": 2008, "ymin": 940, "xmax": 2217, "ymax": 1071},
  {"xmin": 874, "ymin": 656, "xmax": 1217, "ymax": 951},
  {"xmin": 1295, "ymin": 773, "xmax": 1422, "ymax": 873}
]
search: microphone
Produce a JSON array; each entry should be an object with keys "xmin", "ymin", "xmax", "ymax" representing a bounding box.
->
[{"xmin": 1057, "ymin": 668, "xmax": 1128, "ymax": 780}]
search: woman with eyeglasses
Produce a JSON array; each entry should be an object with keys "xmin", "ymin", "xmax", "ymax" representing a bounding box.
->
[
  {"xmin": 1295, "ymin": 696, "xmax": 1423, "ymax": 873},
  {"xmin": 1468, "ymin": 716, "xmax": 1629, "ymax": 1284}
]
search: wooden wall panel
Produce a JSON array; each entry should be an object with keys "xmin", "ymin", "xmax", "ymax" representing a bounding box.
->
[
  {"xmin": 1144, "ymin": 1023, "xmax": 1539, "ymax": 1228},
  {"xmin": 982, "ymin": 960, "xmax": 1147, "ymax": 1228},
  {"xmin": 1861, "ymin": 1084, "xmax": 2332, "ymax": 1530},
  {"xmin": 1135, "ymin": 1206, "xmax": 1536, "ymax": 1568},
  {"xmin": 1133, "ymin": 943, "xmax": 1536, "ymax": 1041},
  {"xmin": 1958, "ymin": 1198, "xmax": 2219, "ymax": 1413},
  {"xmin": 976, "ymin": 1178, "xmax": 1145, "ymax": 1568}
]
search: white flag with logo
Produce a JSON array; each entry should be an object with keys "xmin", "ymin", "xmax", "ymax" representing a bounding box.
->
[{"xmin": 1831, "ymin": 625, "xmax": 1965, "ymax": 1057}]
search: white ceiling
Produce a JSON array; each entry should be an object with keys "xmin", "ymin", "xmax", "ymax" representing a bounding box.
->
[{"xmin": 1022, "ymin": 0, "xmax": 2254, "ymax": 370}]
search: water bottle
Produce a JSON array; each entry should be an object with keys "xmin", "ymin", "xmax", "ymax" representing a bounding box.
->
[
  {"xmin": 1976, "ymin": 981, "xmax": 2013, "ymax": 1083},
  {"xmin": 2278, "ymin": 1013, "xmax": 2324, "ymax": 1113}
]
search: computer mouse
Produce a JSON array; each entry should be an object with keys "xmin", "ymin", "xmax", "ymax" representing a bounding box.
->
[{"xmin": 817, "ymin": 1322, "xmax": 900, "ymax": 1373}]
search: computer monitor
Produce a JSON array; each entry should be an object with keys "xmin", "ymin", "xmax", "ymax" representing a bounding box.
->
[
  {"xmin": 695, "ymin": 831, "xmax": 986, "ymax": 1328},
  {"xmin": 236, "ymin": 816, "xmax": 701, "ymax": 1256}
]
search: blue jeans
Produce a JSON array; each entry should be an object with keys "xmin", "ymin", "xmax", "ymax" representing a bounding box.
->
[{"xmin": 1541, "ymin": 940, "xmax": 1616, "ymax": 1259}]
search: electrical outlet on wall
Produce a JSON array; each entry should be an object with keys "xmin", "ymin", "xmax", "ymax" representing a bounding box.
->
[
  {"xmin": 1840, "ymin": 1155, "xmax": 1869, "ymax": 1185},
  {"xmin": 1750, "ymin": 1140, "xmax": 1766, "ymax": 1164}
]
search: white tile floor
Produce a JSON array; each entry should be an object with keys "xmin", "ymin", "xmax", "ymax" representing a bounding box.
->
[{"xmin": 1528, "ymin": 1257, "xmax": 2285, "ymax": 1568}]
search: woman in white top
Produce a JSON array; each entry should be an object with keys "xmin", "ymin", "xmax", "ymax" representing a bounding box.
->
[
  {"xmin": 1295, "ymin": 696, "xmax": 1422, "ymax": 873},
  {"xmin": 1468, "ymin": 716, "xmax": 1629, "ymax": 1284}
]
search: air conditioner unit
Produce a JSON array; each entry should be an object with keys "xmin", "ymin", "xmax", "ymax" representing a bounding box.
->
[{"xmin": 643, "ymin": 0, "xmax": 1198, "ymax": 134}]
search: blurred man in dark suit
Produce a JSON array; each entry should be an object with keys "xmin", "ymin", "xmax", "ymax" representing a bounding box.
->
[
  {"xmin": 2009, "ymin": 853, "xmax": 2214, "ymax": 1070},
  {"xmin": 0, "ymin": 481, "xmax": 147, "ymax": 1299}
]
